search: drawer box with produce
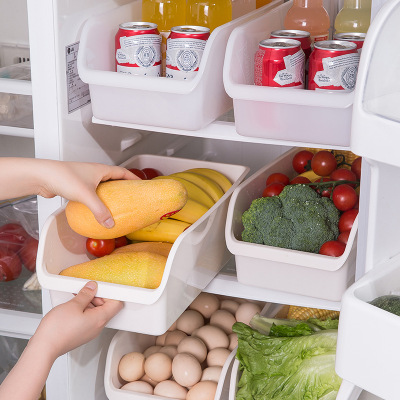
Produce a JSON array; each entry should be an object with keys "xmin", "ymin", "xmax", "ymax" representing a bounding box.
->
[
  {"xmin": 77, "ymin": 0, "xmax": 281, "ymax": 131},
  {"xmin": 223, "ymin": 0, "xmax": 355, "ymax": 148},
  {"xmin": 225, "ymin": 148, "xmax": 359, "ymax": 301},
  {"xmin": 336, "ymin": 254, "xmax": 400, "ymax": 400},
  {"xmin": 36, "ymin": 154, "xmax": 249, "ymax": 335}
]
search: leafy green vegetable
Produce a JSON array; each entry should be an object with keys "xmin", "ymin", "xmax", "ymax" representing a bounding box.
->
[
  {"xmin": 233, "ymin": 320, "xmax": 342, "ymax": 400},
  {"xmin": 369, "ymin": 295, "xmax": 400, "ymax": 316}
]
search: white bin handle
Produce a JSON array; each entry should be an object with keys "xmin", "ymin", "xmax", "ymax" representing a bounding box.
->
[{"xmin": 336, "ymin": 380, "xmax": 363, "ymax": 400}]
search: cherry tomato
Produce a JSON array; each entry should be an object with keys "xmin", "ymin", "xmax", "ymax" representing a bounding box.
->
[
  {"xmin": 332, "ymin": 184, "xmax": 358, "ymax": 211},
  {"xmin": 86, "ymin": 238, "xmax": 115, "ymax": 258},
  {"xmin": 19, "ymin": 236, "xmax": 39, "ymax": 273},
  {"xmin": 319, "ymin": 240, "xmax": 346, "ymax": 257},
  {"xmin": 311, "ymin": 151, "xmax": 337, "ymax": 177},
  {"xmin": 338, "ymin": 209, "xmax": 358, "ymax": 233},
  {"xmin": 0, "ymin": 246, "xmax": 22, "ymax": 282},
  {"xmin": 314, "ymin": 177, "xmax": 332, "ymax": 198},
  {"xmin": 0, "ymin": 223, "xmax": 29, "ymax": 252},
  {"xmin": 292, "ymin": 150, "xmax": 314, "ymax": 174},
  {"xmin": 115, "ymin": 236, "xmax": 128, "ymax": 248},
  {"xmin": 266, "ymin": 172, "xmax": 290, "ymax": 186},
  {"xmin": 289, "ymin": 176, "xmax": 311, "ymax": 185},
  {"xmin": 142, "ymin": 168, "xmax": 163, "ymax": 180},
  {"xmin": 262, "ymin": 183, "xmax": 285, "ymax": 197},
  {"xmin": 330, "ymin": 168, "xmax": 357, "ymax": 186},
  {"xmin": 337, "ymin": 231, "xmax": 351, "ymax": 245},
  {"xmin": 351, "ymin": 157, "xmax": 362, "ymax": 181},
  {"xmin": 128, "ymin": 168, "xmax": 147, "ymax": 180}
]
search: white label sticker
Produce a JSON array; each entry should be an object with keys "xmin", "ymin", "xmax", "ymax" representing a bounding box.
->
[
  {"xmin": 66, "ymin": 42, "xmax": 91, "ymax": 114},
  {"xmin": 273, "ymin": 49, "xmax": 305, "ymax": 87}
]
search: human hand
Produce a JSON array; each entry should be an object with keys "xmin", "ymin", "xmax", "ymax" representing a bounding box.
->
[{"xmin": 32, "ymin": 281, "xmax": 123, "ymax": 360}]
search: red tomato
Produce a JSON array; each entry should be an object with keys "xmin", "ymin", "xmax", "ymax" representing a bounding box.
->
[
  {"xmin": 351, "ymin": 157, "xmax": 362, "ymax": 181},
  {"xmin": 0, "ymin": 223, "xmax": 29, "ymax": 252},
  {"xmin": 142, "ymin": 168, "xmax": 163, "ymax": 180},
  {"xmin": 19, "ymin": 236, "xmax": 39, "ymax": 273},
  {"xmin": 289, "ymin": 176, "xmax": 311, "ymax": 185},
  {"xmin": 319, "ymin": 240, "xmax": 346, "ymax": 257},
  {"xmin": 128, "ymin": 168, "xmax": 147, "ymax": 180},
  {"xmin": 332, "ymin": 184, "xmax": 358, "ymax": 211},
  {"xmin": 86, "ymin": 238, "xmax": 115, "ymax": 258},
  {"xmin": 115, "ymin": 236, "xmax": 128, "ymax": 248},
  {"xmin": 292, "ymin": 150, "xmax": 314, "ymax": 174},
  {"xmin": 337, "ymin": 231, "xmax": 351, "ymax": 245},
  {"xmin": 330, "ymin": 168, "xmax": 357, "ymax": 186},
  {"xmin": 338, "ymin": 209, "xmax": 358, "ymax": 233},
  {"xmin": 266, "ymin": 172, "xmax": 290, "ymax": 186},
  {"xmin": 314, "ymin": 177, "xmax": 332, "ymax": 198},
  {"xmin": 311, "ymin": 151, "xmax": 337, "ymax": 177},
  {"xmin": 262, "ymin": 183, "xmax": 285, "ymax": 197},
  {"xmin": 0, "ymin": 246, "xmax": 22, "ymax": 281}
]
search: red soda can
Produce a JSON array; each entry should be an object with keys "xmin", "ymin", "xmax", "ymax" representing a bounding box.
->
[
  {"xmin": 333, "ymin": 32, "xmax": 366, "ymax": 53},
  {"xmin": 115, "ymin": 22, "xmax": 161, "ymax": 76},
  {"xmin": 254, "ymin": 38, "xmax": 305, "ymax": 88},
  {"xmin": 166, "ymin": 26, "xmax": 210, "ymax": 80},
  {"xmin": 270, "ymin": 29, "xmax": 312, "ymax": 60},
  {"xmin": 308, "ymin": 40, "xmax": 360, "ymax": 91}
]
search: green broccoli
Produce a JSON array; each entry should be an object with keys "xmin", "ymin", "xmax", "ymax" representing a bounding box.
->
[{"xmin": 241, "ymin": 184, "xmax": 340, "ymax": 253}]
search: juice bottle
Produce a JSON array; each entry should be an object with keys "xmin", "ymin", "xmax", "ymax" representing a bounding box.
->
[
  {"xmin": 186, "ymin": 0, "xmax": 232, "ymax": 32},
  {"xmin": 232, "ymin": 0, "xmax": 256, "ymax": 19},
  {"xmin": 256, "ymin": 0, "xmax": 273, "ymax": 8},
  {"xmin": 334, "ymin": 0, "xmax": 371, "ymax": 34},
  {"xmin": 284, "ymin": 0, "xmax": 330, "ymax": 43}
]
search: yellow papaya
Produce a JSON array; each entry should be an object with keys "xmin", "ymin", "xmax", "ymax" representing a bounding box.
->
[{"xmin": 112, "ymin": 242, "xmax": 173, "ymax": 258}]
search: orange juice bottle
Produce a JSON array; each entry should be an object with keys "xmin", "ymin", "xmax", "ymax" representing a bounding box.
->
[
  {"xmin": 186, "ymin": 0, "xmax": 232, "ymax": 32},
  {"xmin": 232, "ymin": 0, "xmax": 256, "ymax": 19},
  {"xmin": 334, "ymin": 0, "xmax": 371, "ymax": 33},
  {"xmin": 256, "ymin": 0, "xmax": 273, "ymax": 7},
  {"xmin": 284, "ymin": 0, "xmax": 330, "ymax": 43},
  {"xmin": 142, "ymin": 0, "xmax": 186, "ymax": 74}
]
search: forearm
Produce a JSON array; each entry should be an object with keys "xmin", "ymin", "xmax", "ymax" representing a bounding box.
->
[{"xmin": 0, "ymin": 335, "xmax": 57, "ymax": 400}]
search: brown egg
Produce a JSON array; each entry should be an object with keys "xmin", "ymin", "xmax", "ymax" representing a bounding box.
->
[
  {"xmin": 220, "ymin": 299, "xmax": 240, "ymax": 314},
  {"xmin": 176, "ymin": 310, "xmax": 205, "ymax": 335},
  {"xmin": 187, "ymin": 380, "xmax": 218, "ymax": 400},
  {"xmin": 141, "ymin": 374, "xmax": 159, "ymax": 387},
  {"xmin": 144, "ymin": 352, "xmax": 172, "ymax": 382},
  {"xmin": 118, "ymin": 352, "xmax": 145, "ymax": 382},
  {"xmin": 156, "ymin": 331, "xmax": 169, "ymax": 346},
  {"xmin": 121, "ymin": 381, "xmax": 154, "ymax": 394},
  {"xmin": 206, "ymin": 347, "xmax": 231, "ymax": 367},
  {"xmin": 159, "ymin": 345, "xmax": 178, "ymax": 359},
  {"xmin": 165, "ymin": 330, "xmax": 187, "ymax": 346},
  {"xmin": 201, "ymin": 366, "xmax": 223, "ymax": 383},
  {"xmin": 228, "ymin": 333, "xmax": 238, "ymax": 351},
  {"xmin": 193, "ymin": 325, "xmax": 229, "ymax": 350},
  {"xmin": 154, "ymin": 380, "xmax": 188, "ymax": 399},
  {"xmin": 235, "ymin": 302, "xmax": 262, "ymax": 325},
  {"xmin": 168, "ymin": 320, "xmax": 177, "ymax": 331},
  {"xmin": 143, "ymin": 345, "xmax": 162, "ymax": 358},
  {"xmin": 209, "ymin": 309, "xmax": 236, "ymax": 334},
  {"xmin": 172, "ymin": 353, "xmax": 203, "ymax": 388},
  {"xmin": 177, "ymin": 336, "xmax": 208, "ymax": 363},
  {"xmin": 189, "ymin": 293, "xmax": 220, "ymax": 319}
]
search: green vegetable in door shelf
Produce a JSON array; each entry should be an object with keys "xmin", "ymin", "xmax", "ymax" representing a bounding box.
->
[
  {"xmin": 369, "ymin": 295, "xmax": 400, "ymax": 316},
  {"xmin": 233, "ymin": 316, "xmax": 342, "ymax": 400}
]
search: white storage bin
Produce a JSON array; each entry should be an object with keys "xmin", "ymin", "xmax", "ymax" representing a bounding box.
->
[
  {"xmin": 223, "ymin": 0, "xmax": 356, "ymax": 148},
  {"xmin": 36, "ymin": 154, "xmax": 249, "ymax": 335},
  {"xmin": 104, "ymin": 330, "xmax": 238, "ymax": 400},
  {"xmin": 335, "ymin": 254, "xmax": 400, "ymax": 400},
  {"xmin": 225, "ymin": 148, "xmax": 358, "ymax": 301},
  {"xmin": 77, "ymin": 0, "xmax": 282, "ymax": 131}
]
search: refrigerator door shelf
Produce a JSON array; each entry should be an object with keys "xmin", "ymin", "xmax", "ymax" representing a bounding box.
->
[
  {"xmin": 36, "ymin": 154, "xmax": 249, "ymax": 335},
  {"xmin": 223, "ymin": 0, "xmax": 355, "ymax": 149},
  {"xmin": 226, "ymin": 148, "xmax": 358, "ymax": 302},
  {"xmin": 77, "ymin": 0, "xmax": 282, "ymax": 132},
  {"xmin": 336, "ymin": 252, "xmax": 400, "ymax": 400}
]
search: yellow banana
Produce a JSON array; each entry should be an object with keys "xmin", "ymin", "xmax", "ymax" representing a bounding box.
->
[
  {"xmin": 126, "ymin": 219, "xmax": 190, "ymax": 243},
  {"xmin": 299, "ymin": 170, "xmax": 322, "ymax": 182},
  {"xmin": 171, "ymin": 171, "xmax": 224, "ymax": 203},
  {"xmin": 185, "ymin": 168, "xmax": 232, "ymax": 193},
  {"xmin": 153, "ymin": 175, "xmax": 215, "ymax": 209},
  {"xmin": 171, "ymin": 198, "xmax": 210, "ymax": 224}
]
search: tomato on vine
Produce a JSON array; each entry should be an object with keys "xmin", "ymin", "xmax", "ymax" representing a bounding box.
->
[
  {"xmin": 290, "ymin": 176, "xmax": 311, "ymax": 185},
  {"xmin": 332, "ymin": 184, "xmax": 358, "ymax": 211},
  {"xmin": 330, "ymin": 168, "xmax": 357, "ymax": 186},
  {"xmin": 311, "ymin": 151, "xmax": 337, "ymax": 177},
  {"xmin": 262, "ymin": 183, "xmax": 285, "ymax": 197},
  {"xmin": 338, "ymin": 209, "xmax": 358, "ymax": 233},
  {"xmin": 292, "ymin": 150, "xmax": 314, "ymax": 174},
  {"xmin": 319, "ymin": 240, "xmax": 346, "ymax": 257},
  {"xmin": 266, "ymin": 172, "xmax": 290, "ymax": 186},
  {"xmin": 351, "ymin": 157, "xmax": 362, "ymax": 181}
]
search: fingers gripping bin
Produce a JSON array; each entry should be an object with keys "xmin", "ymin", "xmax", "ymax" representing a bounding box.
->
[
  {"xmin": 77, "ymin": 0, "xmax": 282, "ymax": 131},
  {"xmin": 36, "ymin": 155, "xmax": 249, "ymax": 335},
  {"xmin": 225, "ymin": 148, "xmax": 358, "ymax": 301},
  {"xmin": 223, "ymin": 0, "xmax": 355, "ymax": 148}
]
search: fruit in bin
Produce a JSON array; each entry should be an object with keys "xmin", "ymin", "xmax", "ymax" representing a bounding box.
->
[
  {"xmin": 330, "ymin": 168, "xmax": 357, "ymax": 185},
  {"xmin": 319, "ymin": 240, "xmax": 346, "ymax": 257},
  {"xmin": 171, "ymin": 199, "xmax": 210, "ymax": 224},
  {"xmin": 262, "ymin": 182, "xmax": 285, "ymax": 197},
  {"xmin": 332, "ymin": 184, "xmax": 358, "ymax": 211},
  {"xmin": 337, "ymin": 231, "xmax": 350, "ymax": 244},
  {"xmin": 292, "ymin": 150, "xmax": 314, "ymax": 173},
  {"xmin": 126, "ymin": 219, "xmax": 190, "ymax": 244},
  {"xmin": 112, "ymin": 242, "xmax": 172, "ymax": 258},
  {"xmin": 128, "ymin": 168, "xmax": 147, "ymax": 180},
  {"xmin": 289, "ymin": 176, "xmax": 311, "ymax": 185},
  {"xmin": 65, "ymin": 179, "xmax": 188, "ymax": 239},
  {"xmin": 86, "ymin": 238, "xmax": 115, "ymax": 258},
  {"xmin": 351, "ymin": 157, "xmax": 362, "ymax": 181},
  {"xmin": 19, "ymin": 235, "xmax": 39, "ymax": 272},
  {"xmin": 0, "ymin": 246, "xmax": 22, "ymax": 281},
  {"xmin": 0, "ymin": 222, "xmax": 29, "ymax": 252},
  {"xmin": 142, "ymin": 167, "xmax": 163, "ymax": 180},
  {"xmin": 60, "ymin": 251, "xmax": 167, "ymax": 288},
  {"xmin": 184, "ymin": 168, "xmax": 232, "ymax": 192},
  {"xmin": 115, "ymin": 236, "xmax": 129, "ymax": 248},
  {"xmin": 298, "ymin": 169, "xmax": 321, "ymax": 182},
  {"xmin": 338, "ymin": 208, "xmax": 358, "ymax": 233},
  {"xmin": 311, "ymin": 150, "xmax": 337, "ymax": 177},
  {"xmin": 265, "ymin": 172, "xmax": 290, "ymax": 186}
]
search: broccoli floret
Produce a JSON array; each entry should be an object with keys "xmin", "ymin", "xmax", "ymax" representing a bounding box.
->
[{"xmin": 241, "ymin": 184, "xmax": 340, "ymax": 253}]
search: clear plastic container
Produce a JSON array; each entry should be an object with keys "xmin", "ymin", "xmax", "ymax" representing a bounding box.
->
[
  {"xmin": 36, "ymin": 154, "xmax": 249, "ymax": 335},
  {"xmin": 223, "ymin": 0, "xmax": 356, "ymax": 148},
  {"xmin": 77, "ymin": 0, "xmax": 281, "ymax": 131},
  {"xmin": 225, "ymin": 148, "xmax": 358, "ymax": 301}
]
